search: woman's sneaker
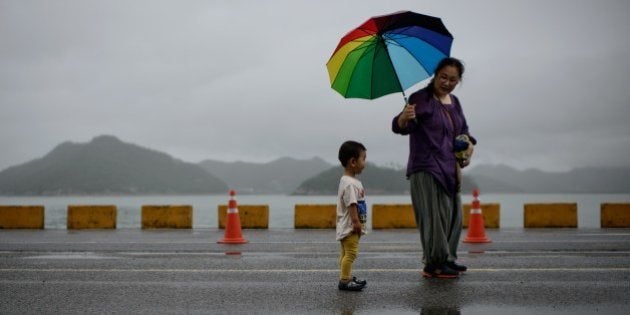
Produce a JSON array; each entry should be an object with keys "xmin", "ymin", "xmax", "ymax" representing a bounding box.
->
[
  {"xmin": 422, "ymin": 264, "xmax": 459, "ymax": 279},
  {"xmin": 446, "ymin": 261, "xmax": 467, "ymax": 273},
  {"xmin": 338, "ymin": 280, "xmax": 365, "ymax": 291}
]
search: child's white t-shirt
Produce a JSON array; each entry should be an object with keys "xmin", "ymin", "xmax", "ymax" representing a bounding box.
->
[{"xmin": 336, "ymin": 175, "xmax": 367, "ymax": 241}]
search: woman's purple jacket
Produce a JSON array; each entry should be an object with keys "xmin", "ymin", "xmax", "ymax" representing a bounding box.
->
[{"xmin": 392, "ymin": 88, "xmax": 476, "ymax": 196}]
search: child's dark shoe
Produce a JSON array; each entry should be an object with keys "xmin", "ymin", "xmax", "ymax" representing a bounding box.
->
[
  {"xmin": 352, "ymin": 276, "xmax": 367, "ymax": 286},
  {"xmin": 338, "ymin": 280, "xmax": 365, "ymax": 291}
]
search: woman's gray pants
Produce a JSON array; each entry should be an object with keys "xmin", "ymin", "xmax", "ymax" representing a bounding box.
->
[{"xmin": 409, "ymin": 172, "xmax": 462, "ymax": 267}]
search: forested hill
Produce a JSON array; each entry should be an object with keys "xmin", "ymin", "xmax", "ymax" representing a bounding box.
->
[
  {"xmin": 0, "ymin": 135, "xmax": 228, "ymax": 195},
  {"xmin": 466, "ymin": 164, "xmax": 630, "ymax": 193},
  {"xmin": 293, "ymin": 163, "xmax": 630, "ymax": 195},
  {"xmin": 292, "ymin": 163, "xmax": 479, "ymax": 195}
]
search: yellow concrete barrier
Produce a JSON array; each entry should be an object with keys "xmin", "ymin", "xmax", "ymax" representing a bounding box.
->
[
  {"xmin": 601, "ymin": 203, "xmax": 630, "ymax": 228},
  {"xmin": 0, "ymin": 205, "xmax": 45, "ymax": 229},
  {"xmin": 218, "ymin": 205, "xmax": 268, "ymax": 229},
  {"xmin": 142, "ymin": 205, "xmax": 192, "ymax": 229},
  {"xmin": 67, "ymin": 205, "xmax": 117, "ymax": 229},
  {"xmin": 524, "ymin": 203, "xmax": 577, "ymax": 228},
  {"xmin": 463, "ymin": 203, "xmax": 500, "ymax": 228},
  {"xmin": 372, "ymin": 204, "xmax": 416, "ymax": 229},
  {"xmin": 294, "ymin": 204, "xmax": 336, "ymax": 229}
]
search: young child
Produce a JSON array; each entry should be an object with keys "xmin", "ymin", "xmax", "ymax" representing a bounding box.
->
[{"xmin": 336, "ymin": 140, "xmax": 368, "ymax": 291}]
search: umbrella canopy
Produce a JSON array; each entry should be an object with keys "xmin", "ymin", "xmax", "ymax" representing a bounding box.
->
[{"xmin": 326, "ymin": 11, "xmax": 453, "ymax": 100}]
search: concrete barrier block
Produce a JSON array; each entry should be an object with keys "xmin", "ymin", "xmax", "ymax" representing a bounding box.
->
[
  {"xmin": 601, "ymin": 203, "xmax": 630, "ymax": 228},
  {"xmin": 142, "ymin": 205, "xmax": 192, "ymax": 229},
  {"xmin": 463, "ymin": 203, "xmax": 501, "ymax": 228},
  {"xmin": 372, "ymin": 204, "xmax": 416, "ymax": 229},
  {"xmin": 524, "ymin": 203, "xmax": 577, "ymax": 228},
  {"xmin": 67, "ymin": 205, "xmax": 117, "ymax": 229},
  {"xmin": 294, "ymin": 204, "xmax": 336, "ymax": 229},
  {"xmin": 0, "ymin": 205, "xmax": 45, "ymax": 229},
  {"xmin": 218, "ymin": 205, "xmax": 269, "ymax": 229}
]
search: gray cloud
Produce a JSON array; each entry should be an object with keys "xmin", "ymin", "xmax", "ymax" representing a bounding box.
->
[{"xmin": 1, "ymin": 0, "xmax": 629, "ymax": 172}]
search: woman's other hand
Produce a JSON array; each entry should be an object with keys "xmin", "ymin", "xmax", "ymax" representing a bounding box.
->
[{"xmin": 462, "ymin": 143, "xmax": 474, "ymax": 167}]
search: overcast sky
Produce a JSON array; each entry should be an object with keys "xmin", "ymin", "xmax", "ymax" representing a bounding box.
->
[{"xmin": 1, "ymin": 0, "xmax": 629, "ymax": 172}]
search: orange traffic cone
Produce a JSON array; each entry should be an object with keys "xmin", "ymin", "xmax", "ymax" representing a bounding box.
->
[
  {"xmin": 463, "ymin": 189, "xmax": 491, "ymax": 243},
  {"xmin": 217, "ymin": 190, "xmax": 248, "ymax": 244}
]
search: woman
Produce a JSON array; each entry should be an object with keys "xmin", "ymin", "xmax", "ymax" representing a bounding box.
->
[{"xmin": 392, "ymin": 57, "xmax": 476, "ymax": 278}]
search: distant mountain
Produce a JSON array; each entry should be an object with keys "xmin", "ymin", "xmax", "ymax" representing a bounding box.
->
[
  {"xmin": 467, "ymin": 164, "xmax": 630, "ymax": 193},
  {"xmin": 2, "ymin": 135, "xmax": 627, "ymax": 196},
  {"xmin": 0, "ymin": 135, "xmax": 228, "ymax": 195},
  {"xmin": 292, "ymin": 162, "xmax": 630, "ymax": 195},
  {"xmin": 292, "ymin": 163, "xmax": 479, "ymax": 195},
  {"xmin": 198, "ymin": 157, "xmax": 333, "ymax": 194}
]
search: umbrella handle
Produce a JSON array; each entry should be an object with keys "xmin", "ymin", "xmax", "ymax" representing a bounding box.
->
[{"xmin": 402, "ymin": 94, "xmax": 418, "ymax": 124}]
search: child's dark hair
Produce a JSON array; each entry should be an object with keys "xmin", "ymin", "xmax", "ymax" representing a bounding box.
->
[{"xmin": 338, "ymin": 140, "xmax": 366, "ymax": 167}]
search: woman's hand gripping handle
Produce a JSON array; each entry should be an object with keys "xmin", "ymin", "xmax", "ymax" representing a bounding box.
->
[{"xmin": 397, "ymin": 103, "xmax": 416, "ymax": 129}]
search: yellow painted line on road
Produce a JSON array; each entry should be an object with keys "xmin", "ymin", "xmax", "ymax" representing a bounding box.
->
[{"xmin": 1, "ymin": 267, "xmax": 629, "ymax": 273}]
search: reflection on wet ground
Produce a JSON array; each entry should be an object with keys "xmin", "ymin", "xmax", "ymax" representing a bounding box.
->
[{"xmin": 1, "ymin": 228, "xmax": 628, "ymax": 313}]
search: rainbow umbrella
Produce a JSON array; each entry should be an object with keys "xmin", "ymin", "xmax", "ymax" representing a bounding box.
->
[{"xmin": 326, "ymin": 11, "xmax": 453, "ymax": 101}]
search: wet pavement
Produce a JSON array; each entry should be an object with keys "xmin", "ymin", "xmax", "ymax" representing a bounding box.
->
[{"xmin": 1, "ymin": 228, "xmax": 629, "ymax": 314}]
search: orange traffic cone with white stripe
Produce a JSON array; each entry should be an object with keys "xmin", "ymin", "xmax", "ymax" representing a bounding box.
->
[
  {"xmin": 463, "ymin": 188, "xmax": 491, "ymax": 243},
  {"xmin": 217, "ymin": 190, "xmax": 248, "ymax": 244}
]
